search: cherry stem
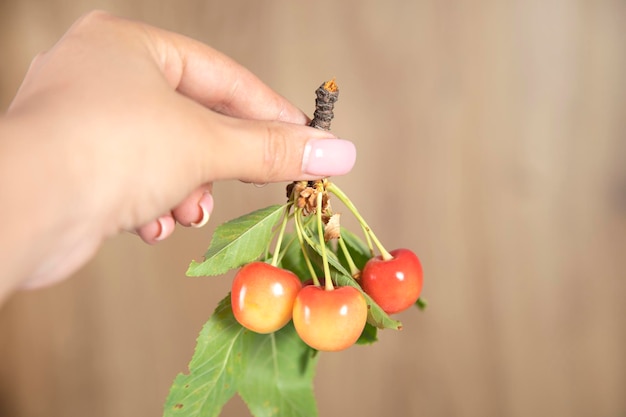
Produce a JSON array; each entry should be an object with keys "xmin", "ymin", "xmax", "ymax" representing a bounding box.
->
[
  {"xmin": 270, "ymin": 204, "xmax": 292, "ymax": 267},
  {"xmin": 271, "ymin": 232, "xmax": 298, "ymax": 267},
  {"xmin": 297, "ymin": 212, "xmax": 327, "ymax": 269},
  {"xmin": 360, "ymin": 223, "xmax": 375, "ymax": 258},
  {"xmin": 337, "ymin": 234, "xmax": 360, "ymax": 277},
  {"xmin": 295, "ymin": 208, "xmax": 320, "ymax": 286},
  {"xmin": 327, "ymin": 183, "xmax": 393, "ymax": 261},
  {"xmin": 316, "ymin": 184, "xmax": 334, "ymax": 291}
]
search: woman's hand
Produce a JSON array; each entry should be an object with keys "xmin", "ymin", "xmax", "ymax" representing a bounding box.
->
[{"xmin": 0, "ymin": 11, "xmax": 356, "ymax": 297}]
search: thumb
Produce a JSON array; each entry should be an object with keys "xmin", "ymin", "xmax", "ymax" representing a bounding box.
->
[{"xmin": 198, "ymin": 113, "xmax": 357, "ymax": 184}]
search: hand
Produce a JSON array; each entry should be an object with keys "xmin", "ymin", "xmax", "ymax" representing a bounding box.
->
[{"xmin": 0, "ymin": 11, "xmax": 356, "ymax": 297}]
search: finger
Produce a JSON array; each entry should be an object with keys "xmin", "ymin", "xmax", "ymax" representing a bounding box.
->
[
  {"xmin": 187, "ymin": 109, "xmax": 357, "ymax": 183},
  {"xmin": 137, "ymin": 20, "xmax": 308, "ymax": 124},
  {"xmin": 171, "ymin": 184, "xmax": 214, "ymax": 227},
  {"xmin": 135, "ymin": 214, "xmax": 176, "ymax": 244},
  {"xmin": 45, "ymin": 12, "xmax": 308, "ymax": 124}
]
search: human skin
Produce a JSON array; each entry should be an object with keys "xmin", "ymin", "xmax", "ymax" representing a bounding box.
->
[{"xmin": 0, "ymin": 11, "xmax": 356, "ymax": 302}]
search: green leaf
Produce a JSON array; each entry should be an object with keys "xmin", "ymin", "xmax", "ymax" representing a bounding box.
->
[
  {"xmin": 239, "ymin": 325, "xmax": 318, "ymax": 417},
  {"xmin": 187, "ymin": 205, "xmax": 286, "ymax": 277},
  {"xmin": 163, "ymin": 296, "xmax": 243, "ymax": 417},
  {"xmin": 356, "ymin": 323, "xmax": 378, "ymax": 345},
  {"xmin": 164, "ymin": 295, "xmax": 319, "ymax": 417}
]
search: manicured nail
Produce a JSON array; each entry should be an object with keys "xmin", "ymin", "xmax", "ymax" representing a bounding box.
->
[
  {"xmin": 302, "ymin": 139, "xmax": 356, "ymax": 176},
  {"xmin": 155, "ymin": 215, "xmax": 174, "ymax": 241},
  {"xmin": 191, "ymin": 192, "xmax": 214, "ymax": 228}
]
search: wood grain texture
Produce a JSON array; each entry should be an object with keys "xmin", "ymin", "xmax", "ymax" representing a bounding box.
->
[{"xmin": 1, "ymin": 1, "xmax": 624, "ymax": 416}]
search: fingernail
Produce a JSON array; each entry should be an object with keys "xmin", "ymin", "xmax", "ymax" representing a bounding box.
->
[
  {"xmin": 191, "ymin": 192, "xmax": 214, "ymax": 228},
  {"xmin": 155, "ymin": 216, "xmax": 174, "ymax": 241},
  {"xmin": 302, "ymin": 139, "xmax": 356, "ymax": 176}
]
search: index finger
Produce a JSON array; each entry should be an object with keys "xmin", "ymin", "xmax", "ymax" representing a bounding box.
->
[{"xmin": 138, "ymin": 21, "xmax": 308, "ymax": 124}]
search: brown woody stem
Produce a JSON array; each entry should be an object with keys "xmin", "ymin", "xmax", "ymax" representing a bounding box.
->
[{"xmin": 309, "ymin": 79, "xmax": 339, "ymax": 131}]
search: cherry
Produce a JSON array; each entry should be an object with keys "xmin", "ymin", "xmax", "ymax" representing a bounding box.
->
[
  {"xmin": 292, "ymin": 285, "xmax": 367, "ymax": 352},
  {"xmin": 361, "ymin": 248, "xmax": 423, "ymax": 314},
  {"xmin": 231, "ymin": 262, "xmax": 302, "ymax": 334}
]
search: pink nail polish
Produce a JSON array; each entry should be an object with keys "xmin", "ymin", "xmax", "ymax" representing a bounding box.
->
[
  {"xmin": 191, "ymin": 192, "xmax": 214, "ymax": 228},
  {"xmin": 302, "ymin": 139, "xmax": 357, "ymax": 176},
  {"xmin": 155, "ymin": 216, "xmax": 174, "ymax": 241}
]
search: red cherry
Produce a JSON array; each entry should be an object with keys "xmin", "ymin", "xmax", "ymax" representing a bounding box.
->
[
  {"xmin": 231, "ymin": 262, "xmax": 302, "ymax": 334},
  {"xmin": 361, "ymin": 248, "xmax": 423, "ymax": 314},
  {"xmin": 292, "ymin": 285, "xmax": 367, "ymax": 352}
]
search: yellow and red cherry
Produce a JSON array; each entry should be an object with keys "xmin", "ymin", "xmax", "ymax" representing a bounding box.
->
[
  {"xmin": 292, "ymin": 285, "xmax": 367, "ymax": 352},
  {"xmin": 361, "ymin": 248, "xmax": 423, "ymax": 314},
  {"xmin": 231, "ymin": 262, "xmax": 302, "ymax": 334}
]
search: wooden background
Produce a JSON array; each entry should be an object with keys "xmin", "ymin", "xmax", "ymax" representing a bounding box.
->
[{"xmin": 1, "ymin": 1, "xmax": 625, "ymax": 416}]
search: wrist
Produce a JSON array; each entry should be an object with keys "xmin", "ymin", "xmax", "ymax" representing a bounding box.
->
[
  {"xmin": 0, "ymin": 113, "xmax": 88, "ymax": 299},
  {"xmin": 0, "ymin": 115, "xmax": 38, "ymax": 298}
]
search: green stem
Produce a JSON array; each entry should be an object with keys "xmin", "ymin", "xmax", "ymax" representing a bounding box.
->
[
  {"xmin": 360, "ymin": 223, "xmax": 375, "ymax": 258},
  {"xmin": 272, "ymin": 232, "xmax": 297, "ymax": 267},
  {"xmin": 298, "ymin": 217, "xmax": 323, "ymax": 258},
  {"xmin": 271, "ymin": 204, "xmax": 292, "ymax": 267},
  {"xmin": 337, "ymin": 234, "xmax": 360, "ymax": 277},
  {"xmin": 295, "ymin": 208, "xmax": 320, "ymax": 286},
  {"xmin": 316, "ymin": 187, "xmax": 334, "ymax": 291},
  {"xmin": 327, "ymin": 183, "xmax": 392, "ymax": 260}
]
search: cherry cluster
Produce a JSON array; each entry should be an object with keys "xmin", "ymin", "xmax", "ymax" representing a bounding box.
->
[{"xmin": 230, "ymin": 179, "xmax": 423, "ymax": 352}]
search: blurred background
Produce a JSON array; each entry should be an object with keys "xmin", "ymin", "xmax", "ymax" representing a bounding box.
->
[{"xmin": 1, "ymin": 1, "xmax": 625, "ymax": 416}]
